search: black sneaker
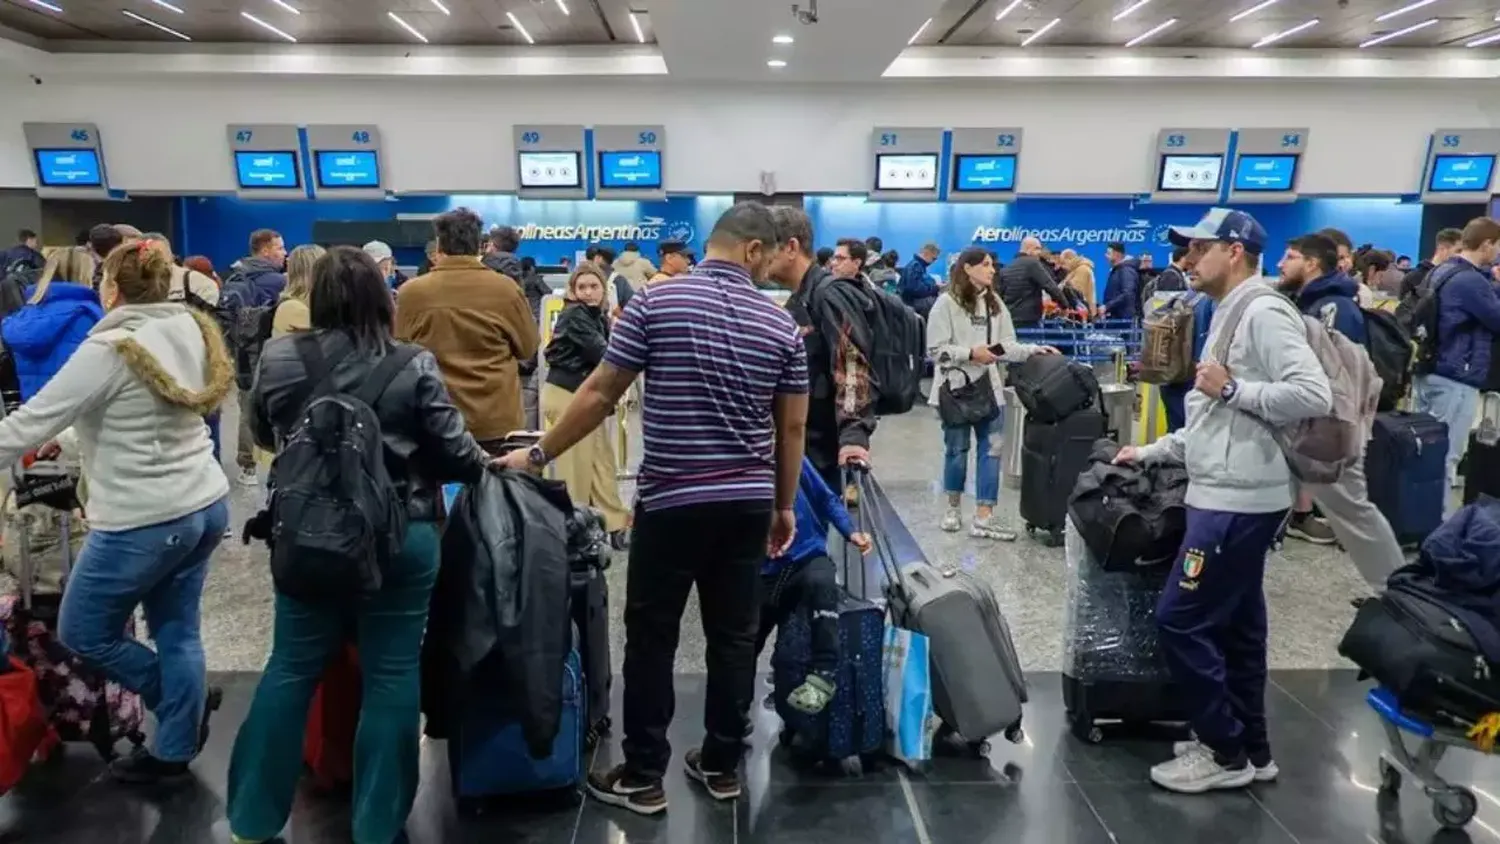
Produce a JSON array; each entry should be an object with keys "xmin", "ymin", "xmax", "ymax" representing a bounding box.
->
[
  {"xmin": 1285, "ymin": 512, "xmax": 1336, "ymax": 545},
  {"xmin": 683, "ymin": 748, "xmax": 741, "ymax": 801},
  {"xmin": 586, "ymin": 764, "xmax": 667, "ymax": 816},
  {"xmin": 200, "ymin": 685, "xmax": 224, "ymax": 752},
  {"xmin": 109, "ymin": 747, "xmax": 189, "ymax": 784}
]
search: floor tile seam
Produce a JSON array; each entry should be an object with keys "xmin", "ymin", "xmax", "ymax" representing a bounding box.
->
[
  {"xmin": 1247, "ymin": 789, "xmax": 1308, "ymax": 844},
  {"xmin": 1267, "ymin": 675, "xmax": 1339, "ymax": 733},
  {"xmin": 1065, "ymin": 779, "xmax": 1121, "ymax": 842},
  {"xmin": 896, "ymin": 767, "xmax": 935, "ymax": 844}
]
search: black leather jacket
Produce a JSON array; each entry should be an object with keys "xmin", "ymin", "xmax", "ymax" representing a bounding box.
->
[
  {"xmin": 999, "ymin": 254, "xmax": 1066, "ymax": 326},
  {"xmin": 250, "ymin": 329, "xmax": 489, "ymax": 521},
  {"xmin": 544, "ymin": 301, "xmax": 609, "ymax": 393}
]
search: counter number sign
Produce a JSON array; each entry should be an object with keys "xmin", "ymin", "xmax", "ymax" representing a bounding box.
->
[
  {"xmin": 521, "ymin": 131, "xmax": 542, "ymax": 144},
  {"xmin": 997, "ymin": 133, "xmax": 1016, "ymax": 148},
  {"xmin": 69, "ymin": 129, "xmax": 91, "ymax": 142},
  {"xmin": 351, "ymin": 130, "xmax": 371, "ymax": 144},
  {"xmin": 880, "ymin": 132, "xmax": 898, "ymax": 146},
  {"xmin": 638, "ymin": 131, "xmax": 657, "ymax": 145},
  {"xmin": 1280, "ymin": 133, "xmax": 1301, "ymax": 148},
  {"xmin": 235, "ymin": 130, "xmax": 253, "ymax": 143},
  {"xmin": 1442, "ymin": 134, "xmax": 1462, "ymax": 148},
  {"xmin": 1166, "ymin": 134, "xmax": 1187, "ymax": 148}
]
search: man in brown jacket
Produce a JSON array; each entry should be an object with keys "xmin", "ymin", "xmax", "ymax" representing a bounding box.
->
[{"xmin": 396, "ymin": 207, "xmax": 539, "ymax": 452}]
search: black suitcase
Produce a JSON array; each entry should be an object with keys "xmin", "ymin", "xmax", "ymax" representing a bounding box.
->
[
  {"xmin": 1366, "ymin": 411, "xmax": 1447, "ymax": 545},
  {"xmin": 1021, "ymin": 410, "xmax": 1106, "ymax": 547},
  {"xmin": 565, "ymin": 508, "xmax": 613, "ymax": 748}
]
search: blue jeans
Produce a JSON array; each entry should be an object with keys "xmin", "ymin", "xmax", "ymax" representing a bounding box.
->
[
  {"xmin": 57, "ymin": 498, "xmax": 229, "ymax": 762},
  {"xmin": 1161, "ymin": 383, "xmax": 1191, "ymax": 434},
  {"xmin": 1415, "ymin": 373, "xmax": 1479, "ymax": 486},
  {"xmin": 942, "ymin": 410, "xmax": 1003, "ymax": 505}
]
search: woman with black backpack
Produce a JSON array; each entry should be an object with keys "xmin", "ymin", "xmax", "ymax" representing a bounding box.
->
[{"xmin": 226, "ymin": 246, "xmax": 490, "ymax": 844}]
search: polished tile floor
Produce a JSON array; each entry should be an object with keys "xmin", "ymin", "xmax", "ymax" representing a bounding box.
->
[{"xmin": 3, "ymin": 669, "xmax": 1497, "ymax": 843}]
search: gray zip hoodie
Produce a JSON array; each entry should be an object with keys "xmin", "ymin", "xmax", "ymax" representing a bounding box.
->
[{"xmin": 1137, "ymin": 277, "xmax": 1332, "ymax": 514}]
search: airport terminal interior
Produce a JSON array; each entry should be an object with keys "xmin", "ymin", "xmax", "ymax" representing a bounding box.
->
[{"xmin": 7, "ymin": 0, "xmax": 1500, "ymax": 842}]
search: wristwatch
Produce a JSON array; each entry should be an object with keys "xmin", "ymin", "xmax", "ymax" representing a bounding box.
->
[
  {"xmin": 1220, "ymin": 379, "xmax": 1239, "ymax": 404},
  {"xmin": 526, "ymin": 443, "xmax": 550, "ymax": 468}
]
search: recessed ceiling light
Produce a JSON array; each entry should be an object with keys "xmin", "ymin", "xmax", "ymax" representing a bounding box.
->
[
  {"xmin": 628, "ymin": 11, "xmax": 645, "ymax": 43},
  {"xmin": 123, "ymin": 9, "xmax": 191, "ymax": 40},
  {"xmin": 240, "ymin": 10, "xmax": 295, "ymax": 42},
  {"xmin": 995, "ymin": 0, "xmax": 1025, "ymax": 20},
  {"xmin": 555, "ymin": 0, "xmax": 569, "ymax": 14},
  {"xmin": 908, "ymin": 17, "xmax": 933, "ymax": 45},
  {"xmin": 148, "ymin": 0, "xmax": 184, "ymax": 13},
  {"xmin": 507, "ymin": 11, "xmax": 535, "ymax": 43},
  {"xmin": 1375, "ymin": 0, "xmax": 1438, "ymax": 22},
  {"xmin": 1125, "ymin": 17, "xmax": 1176, "ymax": 46},
  {"xmin": 267, "ymin": 0, "xmax": 300, "ymax": 14},
  {"xmin": 1113, "ymin": 0, "xmax": 1152, "ymax": 22},
  {"xmin": 772, "ymin": 34, "xmax": 794, "ymax": 44},
  {"xmin": 1229, "ymin": 0, "xmax": 1279, "ymax": 22},
  {"xmin": 1467, "ymin": 28, "xmax": 1500, "ymax": 46},
  {"xmin": 1359, "ymin": 16, "xmax": 1437, "ymax": 46},
  {"xmin": 1253, "ymin": 18, "xmax": 1318, "ymax": 48},
  {"xmin": 388, "ymin": 11, "xmax": 428, "ymax": 43},
  {"xmin": 429, "ymin": 0, "xmax": 450, "ymax": 14},
  {"xmin": 1021, "ymin": 17, "xmax": 1061, "ymax": 46},
  {"xmin": 767, "ymin": 59, "xmax": 787, "ymax": 67},
  {"xmin": 25, "ymin": 0, "xmax": 63, "ymax": 12}
]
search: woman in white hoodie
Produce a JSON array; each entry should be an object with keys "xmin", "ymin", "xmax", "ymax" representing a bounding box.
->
[
  {"xmin": 0, "ymin": 237, "xmax": 233, "ymax": 785},
  {"xmin": 927, "ymin": 246, "xmax": 1056, "ymax": 540}
]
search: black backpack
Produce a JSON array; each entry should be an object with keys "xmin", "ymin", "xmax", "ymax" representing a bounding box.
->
[
  {"xmin": 0, "ymin": 261, "xmax": 37, "ymax": 321},
  {"xmin": 267, "ymin": 337, "xmax": 420, "ymax": 605},
  {"xmin": 1011, "ymin": 354, "xmax": 1100, "ymax": 424},
  {"xmin": 1361, "ymin": 307, "xmax": 1414, "ymax": 412},
  {"xmin": 1410, "ymin": 262, "xmax": 1463, "ymax": 376},
  {"xmin": 809, "ymin": 277, "xmax": 925, "ymax": 416}
]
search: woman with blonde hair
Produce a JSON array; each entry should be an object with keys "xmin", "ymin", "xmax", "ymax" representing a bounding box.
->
[
  {"xmin": 542, "ymin": 265, "xmax": 629, "ymax": 547},
  {"xmin": 0, "ymin": 237, "xmax": 233, "ymax": 784},
  {"xmin": 1, "ymin": 246, "xmax": 104, "ymax": 401},
  {"xmin": 271, "ymin": 244, "xmax": 325, "ymax": 337}
]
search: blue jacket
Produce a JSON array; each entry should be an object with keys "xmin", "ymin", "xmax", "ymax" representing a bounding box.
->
[
  {"xmin": 1389, "ymin": 497, "xmax": 1500, "ymax": 663},
  {"xmin": 764, "ymin": 458, "xmax": 858, "ymax": 576},
  {"xmin": 1102, "ymin": 258, "xmax": 1140, "ymax": 319},
  {"xmin": 224, "ymin": 256, "xmax": 287, "ymax": 309},
  {"xmin": 1295, "ymin": 272, "xmax": 1367, "ymax": 345},
  {"xmin": 0, "ymin": 245, "xmax": 43, "ymax": 273},
  {"xmin": 1187, "ymin": 292, "xmax": 1216, "ymax": 361},
  {"xmin": 0, "ymin": 282, "xmax": 104, "ymax": 401},
  {"xmin": 899, "ymin": 256, "xmax": 938, "ymax": 307},
  {"xmin": 1429, "ymin": 256, "xmax": 1500, "ymax": 388}
]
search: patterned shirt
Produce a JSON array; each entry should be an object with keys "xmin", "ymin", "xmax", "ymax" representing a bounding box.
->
[{"xmin": 603, "ymin": 259, "xmax": 809, "ymax": 511}]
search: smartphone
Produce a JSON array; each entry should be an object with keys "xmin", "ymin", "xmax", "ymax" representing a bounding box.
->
[{"xmin": 988, "ymin": 342, "xmax": 1006, "ymax": 355}]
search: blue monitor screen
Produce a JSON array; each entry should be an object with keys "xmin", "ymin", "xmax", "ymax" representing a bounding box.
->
[
  {"xmin": 34, "ymin": 148, "xmax": 102, "ymax": 187},
  {"xmin": 234, "ymin": 151, "xmax": 301, "ymax": 190},
  {"xmin": 1233, "ymin": 154, "xmax": 1299, "ymax": 192},
  {"xmin": 952, "ymin": 154, "xmax": 1017, "ymax": 192},
  {"xmin": 1429, "ymin": 154, "xmax": 1496, "ymax": 193},
  {"xmin": 315, "ymin": 150, "xmax": 380, "ymax": 188},
  {"xmin": 598, "ymin": 151, "xmax": 663, "ymax": 189}
]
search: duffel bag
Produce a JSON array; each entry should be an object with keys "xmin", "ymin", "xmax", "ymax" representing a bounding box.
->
[{"xmin": 1011, "ymin": 354, "xmax": 1099, "ymax": 424}]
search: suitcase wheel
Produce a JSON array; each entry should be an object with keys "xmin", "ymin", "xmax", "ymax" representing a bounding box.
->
[
  {"xmin": 1068, "ymin": 711, "xmax": 1103, "ymax": 744},
  {"xmin": 967, "ymin": 740, "xmax": 990, "ymax": 759},
  {"xmin": 837, "ymin": 755, "xmax": 864, "ymax": 778},
  {"xmin": 1003, "ymin": 723, "xmax": 1025, "ymax": 745}
]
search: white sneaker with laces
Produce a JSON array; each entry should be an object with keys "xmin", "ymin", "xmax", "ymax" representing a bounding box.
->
[
  {"xmin": 939, "ymin": 508, "xmax": 962, "ymax": 533},
  {"xmin": 1171, "ymin": 739, "xmax": 1279, "ymax": 782},
  {"xmin": 1150, "ymin": 746, "xmax": 1256, "ymax": 794},
  {"xmin": 237, "ymin": 467, "xmax": 258, "ymax": 487}
]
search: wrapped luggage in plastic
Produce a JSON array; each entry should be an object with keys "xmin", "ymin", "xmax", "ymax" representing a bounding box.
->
[{"xmin": 1062, "ymin": 517, "xmax": 1187, "ymax": 742}]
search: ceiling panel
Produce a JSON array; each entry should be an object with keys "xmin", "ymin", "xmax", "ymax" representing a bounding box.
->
[
  {"xmin": 0, "ymin": 0, "xmax": 651, "ymax": 45},
  {"xmin": 925, "ymin": 0, "xmax": 1500, "ymax": 49}
]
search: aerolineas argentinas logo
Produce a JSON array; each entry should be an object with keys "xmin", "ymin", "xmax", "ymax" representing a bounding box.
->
[
  {"xmin": 515, "ymin": 216, "xmax": 695, "ymax": 243},
  {"xmin": 969, "ymin": 218, "xmax": 1155, "ymax": 247}
]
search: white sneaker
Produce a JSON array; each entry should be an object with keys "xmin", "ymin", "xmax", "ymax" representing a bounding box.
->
[
  {"xmin": 939, "ymin": 508, "xmax": 962, "ymax": 533},
  {"xmin": 1150, "ymin": 746, "xmax": 1256, "ymax": 794},
  {"xmin": 1172, "ymin": 739, "xmax": 1279, "ymax": 782},
  {"xmin": 236, "ymin": 467, "xmax": 258, "ymax": 487},
  {"xmin": 971, "ymin": 515, "xmax": 1018, "ymax": 542}
]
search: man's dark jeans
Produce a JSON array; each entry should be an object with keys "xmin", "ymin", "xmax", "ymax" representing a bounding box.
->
[{"xmin": 621, "ymin": 500, "xmax": 771, "ymax": 780}]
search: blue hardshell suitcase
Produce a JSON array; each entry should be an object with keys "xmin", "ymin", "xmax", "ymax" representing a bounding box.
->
[
  {"xmin": 449, "ymin": 649, "xmax": 585, "ymax": 805},
  {"xmin": 1366, "ymin": 411, "xmax": 1447, "ymax": 547},
  {"xmin": 770, "ymin": 586, "xmax": 885, "ymax": 774}
]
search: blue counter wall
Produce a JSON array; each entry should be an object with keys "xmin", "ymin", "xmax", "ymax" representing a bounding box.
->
[{"xmin": 179, "ymin": 194, "xmax": 1421, "ymax": 277}]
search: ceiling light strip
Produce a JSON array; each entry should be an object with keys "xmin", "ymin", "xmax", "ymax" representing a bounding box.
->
[
  {"xmin": 772, "ymin": 34, "xmax": 794, "ymax": 44},
  {"xmin": 429, "ymin": 0, "xmax": 450, "ymax": 14},
  {"xmin": 149, "ymin": 0, "xmax": 185, "ymax": 13},
  {"xmin": 1466, "ymin": 27, "xmax": 1500, "ymax": 46},
  {"xmin": 1125, "ymin": 17, "xmax": 1176, "ymax": 47},
  {"xmin": 26, "ymin": 0, "xmax": 63, "ymax": 12},
  {"xmin": 995, "ymin": 0, "xmax": 1025, "ymax": 21},
  {"xmin": 123, "ymin": 9, "xmax": 191, "ymax": 40},
  {"xmin": 1359, "ymin": 16, "xmax": 1438, "ymax": 47},
  {"xmin": 508, "ymin": 11, "xmax": 536, "ymax": 43},
  {"xmin": 1253, "ymin": 18, "xmax": 1318, "ymax": 48},
  {"xmin": 908, "ymin": 17, "xmax": 933, "ymax": 44},
  {"xmin": 1021, "ymin": 17, "xmax": 1061, "ymax": 46},
  {"xmin": 767, "ymin": 59, "xmax": 787, "ymax": 68},
  {"xmin": 627, "ymin": 11, "xmax": 644, "ymax": 43},
  {"xmin": 1229, "ymin": 0, "xmax": 1280, "ymax": 23},
  {"xmin": 268, "ymin": 0, "xmax": 300, "ymax": 14},
  {"xmin": 556, "ymin": 0, "xmax": 569, "ymax": 15},
  {"xmin": 1113, "ymin": 0, "xmax": 1152, "ymax": 22},
  {"xmin": 1374, "ymin": 0, "xmax": 1438, "ymax": 23},
  {"xmin": 388, "ymin": 11, "xmax": 428, "ymax": 43},
  {"xmin": 240, "ymin": 10, "xmax": 295, "ymax": 42}
]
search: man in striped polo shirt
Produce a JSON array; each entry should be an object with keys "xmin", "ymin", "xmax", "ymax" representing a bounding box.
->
[{"xmin": 498, "ymin": 201, "xmax": 809, "ymax": 815}]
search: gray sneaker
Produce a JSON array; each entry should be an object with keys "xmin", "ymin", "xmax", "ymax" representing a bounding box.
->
[
  {"xmin": 971, "ymin": 515, "xmax": 1018, "ymax": 542},
  {"xmin": 1172, "ymin": 739, "xmax": 1279, "ymax": 782},
  {"xmin": 1285, "ymin": 513, "xmax": 1336, "ymax": 545},
  {"xmin": 940, "ymin": 508, "xmax": 963, "ymax": 533}
]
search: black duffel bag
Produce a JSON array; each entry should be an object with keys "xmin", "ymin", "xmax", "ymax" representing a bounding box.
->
[
  {"xmin": 1011, "ymin": 354, "xmax": 1098, "ymax": 424},
  {"xmin": 1068, "ymin": 440, "xmax": 1189, "ymax": 572}
]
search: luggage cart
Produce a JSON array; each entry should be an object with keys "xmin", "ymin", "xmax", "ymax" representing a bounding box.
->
[{"xmin": 1366, "ymin": 687, "xmax": 1482, "ymax": 829}]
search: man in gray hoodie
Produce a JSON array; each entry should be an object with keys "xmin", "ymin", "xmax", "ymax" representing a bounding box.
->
[{"xmin": 1114, "ymin": 208, "xmax": 1333, "ymax": 795}]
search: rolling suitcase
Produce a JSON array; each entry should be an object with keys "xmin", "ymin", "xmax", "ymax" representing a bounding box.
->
[
  {"xmin": 860, "ymin": 470, "xmax": 1026, "ymax": 754},
  {"xmin": 569, "ymin": 537, "xmax": 612, "ymax": 748},
  {"xmin": 1367, "ymin": 411, "xmax": 1447, "ymax": 544},
  {"xmin": 1464, "ymin": 395, "xmax": 1500, "ymax": 505},
  {"xmin": 1020, "ymin": 410, "xmax": 1106, "ymax": 547}
]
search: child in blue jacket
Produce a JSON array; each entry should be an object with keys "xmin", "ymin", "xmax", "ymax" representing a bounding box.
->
[{"xmin": 756, "ymin": 457, "xmax": 870, "ymax": 715}]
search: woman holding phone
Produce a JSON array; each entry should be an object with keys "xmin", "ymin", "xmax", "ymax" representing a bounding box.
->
[{"xmin": 926, "ymin": 246, "xmax": 1057, "ymax": 541}]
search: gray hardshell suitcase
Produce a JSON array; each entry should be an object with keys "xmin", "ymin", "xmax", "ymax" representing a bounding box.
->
[{"xmin": 857, "ymin": 470, "xmax": 1027, "ymax": 751}]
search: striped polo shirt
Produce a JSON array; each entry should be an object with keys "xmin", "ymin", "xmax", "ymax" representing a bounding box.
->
[{"xmin": 603, "ymin": 259, "xmax": 809, "ymax": 511}]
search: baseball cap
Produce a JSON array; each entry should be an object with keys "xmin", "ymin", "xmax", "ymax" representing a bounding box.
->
[
  {"xmin": 658, "ymin": 239, "xmax": 688, "ymax": 257},
  {"xmin": 362, "ymin": 240, "xmax": 394, "ymax": 263},
  {"xmin": 1167, "ymin": 207, "xmax": 1268, "ymax": 256}
]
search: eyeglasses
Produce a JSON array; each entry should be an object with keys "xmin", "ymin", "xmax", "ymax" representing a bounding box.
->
[{"xmin": 832, "ymin": 254, "xmax": 855, "ymax": 263}]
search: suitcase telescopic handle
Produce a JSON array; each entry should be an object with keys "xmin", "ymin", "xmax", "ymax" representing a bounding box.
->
[{"xmin": 841, "ymin": 462, "xmax": 908, "ymax": 599}]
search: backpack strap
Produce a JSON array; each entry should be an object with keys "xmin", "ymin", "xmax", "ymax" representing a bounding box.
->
[
  {"xmin": 1208, "ymin": 285, "xmax": 1279, "ymax": 366},
  {"xmin": 353, "ymin": 344, "xmax": 423, "ymax": 409},
  {"xmin": 290, "ymin": 334, "xmax": 354, "ymax": 415}
]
